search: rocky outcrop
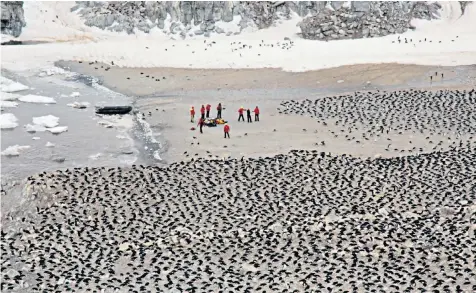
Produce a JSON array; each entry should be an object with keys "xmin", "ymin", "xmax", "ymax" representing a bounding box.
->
[
  {"xmin": 459, "ymin": 1, "xmax": 472, "ymax": 15},
  {"xmin": 299, "ymin": 1, "xmax": 442, "ymax": 41},
  {"xmin": 1, "ymin": 1, "xmax": 26, "ymax": 38},
  {"xmin": 73, "ymin": 1, "xmax": 444, "ymax": 40}
]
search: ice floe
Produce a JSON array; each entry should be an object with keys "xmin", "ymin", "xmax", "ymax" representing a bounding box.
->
[
  {"xmin": 1, "ymin": 145, "xmax": 31, "ymax": 156},
  {"xmin": 0, "ymin": 101, "xmax": 19, "ymax": 108},
  {"xmin": 0, "ymin": 76, "xmax": 29, "ymax": 93},
  {"xmin": 47, "ymin": 126, "xmax": 68, "ymax": 134},
  {"xmin": 32, "ymin": 115, "xmax": 60, "ymax": 128},
  {"xmin": 19, "ymin": 94, "xmax": 56, "ymax": 104},
  {"xmin": 0, "ymin": 113, "xmax": 19, "ymax": 129}
]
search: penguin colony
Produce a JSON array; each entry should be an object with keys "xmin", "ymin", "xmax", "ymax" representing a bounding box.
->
[
  {"xmin": 280, "ymin": 89, "xmax": 476, "ymax": 154},
  {"xmin": 2, "ymin": 89, "xmax": 476, "ymax": 293}
]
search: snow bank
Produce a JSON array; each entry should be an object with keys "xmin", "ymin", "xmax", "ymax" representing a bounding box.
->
[
  {"xmin": 1, "ymin": 2, "xmax": 475, "ymax": 72},
  {"xmin": 0, "ymin": 113, "xmax": 19, "ymax": 129},
  {"xmin": 1, "ymin": 145, "xmax": 31, "ymax": 156},
  {"xmin": 32, "ymin": 115, "xmax": 60, "ymax": 128},
  {"xmin": 0, "ymin": 76, "xmax": 29, "ymax": 93},
  {"xmin": 19, "ymin": 95, "xmax": 57, "ymax": 104}
]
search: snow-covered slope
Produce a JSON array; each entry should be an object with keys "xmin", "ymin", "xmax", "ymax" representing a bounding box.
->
[{"xmin": 1, "ymin": 1, "xmax": 475, "ymax": 73}]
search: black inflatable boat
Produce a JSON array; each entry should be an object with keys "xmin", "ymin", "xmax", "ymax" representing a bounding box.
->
[{"xmin": 95, "ymin": 106, "xmax": 132, "ymax": 115}]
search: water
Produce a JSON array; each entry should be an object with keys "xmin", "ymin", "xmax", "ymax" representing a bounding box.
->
[{"xmin": 1, "ymin": 69, "xmax": 141, "ymax": 184}]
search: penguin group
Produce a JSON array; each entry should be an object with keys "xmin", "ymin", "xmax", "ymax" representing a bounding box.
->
[
  {"xmin": 280, "ymin": 89, "xmax": 476, "ymax": 155},
  {"xmin": 1, "ymin": 89, "xmax": 475, "ymax": 292}
]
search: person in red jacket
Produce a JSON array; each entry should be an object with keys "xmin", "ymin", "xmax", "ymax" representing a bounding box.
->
[
  {"xmin": 190, "ymin": 106, "xmax": 195, "ymax": 123},
  {"xmin": 238, "ymin": 106, "xmax": 245, "ymax": 122},
  {"xmin": 200, "ymin": 105, "xmax": 205, "ymax": 120},
  {"xmin": 217, "ymin": 103, "xmax": 222, "ymax": 119},
  {"xmin": 224, "ymin": 124, "xmax": 230, "ymax": 138},
  {"xmin": 206, "ymin": 104, "xmax": 211, "ymax": 118},
  {"xmin": 197, "ymin": 117, "xmax": 204, "ymax": 134},
  {"xmin": 253, "ymin": 106, "xmax": 260, "ymax": 122}
]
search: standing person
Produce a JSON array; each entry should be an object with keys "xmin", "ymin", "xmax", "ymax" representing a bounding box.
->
[
  {"xmin": 200, "ymin": 105, "xmax": 205, "ymax": 120},
  {"xmin": 238, "ymin": 106, "xmax": 245, "ymax": 122},
  {"xmin": 197, "ymin": 117, "xmax": 204, "ymax": 134},
  {"xmin": 246, "ymin": 108, "xmax": 252, "ymax": 123},
  {"xmin": 224, "ymin": 123, "xmax": 230, "ymax": 138},
  {"xmin": 217, "ymin": 103, "xmax": 222, "ymax": 119},
  {"xmin": 253, "ymin": 106, "xmax": 260, "ymax": 122},
  {"xmin": 206, "ymin": 104, "xmax": 211, "ymax": 118},
  {"xmin": 190, "ymin": 106, "xmax": 195, "ymax": 123}
]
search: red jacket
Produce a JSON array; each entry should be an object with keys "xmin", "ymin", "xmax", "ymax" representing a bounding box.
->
[
  {"xmin": 197, "ymin": 118, "xmax": 204, "ymax": 126},
  {"xmin": 224, "ymin": 125, "xmax": 230, "ymax": 133},
  {"xmin": 206, "ymin": 104, "xmax": 211, "ymax": 111},
  {"xmin": 200, "ymin": 106, "xmax": 205, "ymax": 114},
  {"xmin": 253, "ymin": 107, "xmax": 260, "ymax": 114},
  {"xmin": 238, "ymin": 108, "xmax": 244, "ymax": 114},
  {"xmin": 217, "ymin": 104, "xmax": 222, "ymax": 110},
  {"xmin": 190, "ymin": 108, "xmax": 195, "ymax": 115}
]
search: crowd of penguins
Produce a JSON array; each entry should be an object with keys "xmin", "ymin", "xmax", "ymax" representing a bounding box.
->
[{"xmin": 1, "ymin": 88, "xmax": 475, "ymax": 293}]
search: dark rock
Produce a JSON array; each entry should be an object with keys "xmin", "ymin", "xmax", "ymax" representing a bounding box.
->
[{"xmin": 1, "ymin": 1, "xmax": 26, "ymax": 37}]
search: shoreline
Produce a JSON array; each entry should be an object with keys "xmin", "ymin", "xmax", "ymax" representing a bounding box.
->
[{"xmin": 54, "ymin": 61, "xmax": 476, "ymax": 166}]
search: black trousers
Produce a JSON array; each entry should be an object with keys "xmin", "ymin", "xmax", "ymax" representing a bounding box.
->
[
  {"xmin": 200, "ymin": 124, "xmax": 203, "ymax": 133},
  {"xmin": 217, "ymin": 110, "xmax": 222, "ymax": 119},
  {"xmin": 247, "ymin": 115, "xmax": 252, "ymax": 123},
  {"xmin": 206, "ymin": 110, "xmax": 210, "ymax": 118},
  {"xmin": 224, "ymin": 132, "xmax": 230, "ymax": 138},
  {"xmin": 238, "ymin": 114, "xmax": 244, "ymax": 122},
  {"xmin": 201, "ymin": 113, "xmax": 205, "ymax": 120},
  {"xmin": 255, "ymin": 114, "xmax": 259, "ymax": 121}
]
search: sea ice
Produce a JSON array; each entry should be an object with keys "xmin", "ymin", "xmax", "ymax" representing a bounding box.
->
[
  {"xmin": 47, "ymin": 126, "xmax": 68, "ymax": 134},
  {"xmin": 19, "ymin": 94, "xmax": 57, "ymax": 104},
  {"xmin": 46, "ymin": 141, "xmax": 55, "ymax": 147},
  {"xmin": 24, "ymin": 124, "xmax": 46, "ymax": 133},
  {"xmin": 32, "ymin": 115, "xmax": 60, "ymax": 128},
  {"xmin": 1, "ymin": 145, "xmax": 31, "ymax": 156},
  {"xmin": 0, "ymin": 93, "xmax": 22, "ymax": 101},
  {"xmin": 0, "ymin": 101, "xmax": 19, "ymax": 108},
  {"xmin": 0, "ymin": 76, "xmax": 29, "ymax": 93},
  {"xmin": 70, "ymin": 92, "xmax": 81, "ymax": 97},
  {"xmin": 67, "ymin": 101, "xmax": 89, "ymax": 109},
  {"xmin": 0, "ymin": 113, "xmax": 19, "ymax": 129}
]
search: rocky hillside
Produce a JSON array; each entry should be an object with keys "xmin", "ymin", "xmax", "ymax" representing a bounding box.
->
[
  {"xmin": 1, "ymin": 1, "xmax": 471, "ymax": 40},
  {"xmin": 299, "ymin": 2, "xmax": 442, "ymax": 40},
  {"xmin": 1, "ymin": 1, "xmax": 25, "ymax": 37},
  {"xmin": 74, "ymin": 1, "xmax": 444, "ymax": 40}
]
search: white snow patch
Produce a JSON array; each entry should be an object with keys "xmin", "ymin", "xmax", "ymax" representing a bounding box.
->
[
  {"xmin": 32, "ymin": 115, "xmax": 60, "ymax": 128},
  {"xmin": 1, "ymin": 145, "xmax": 31, "ymax": 156},
  {"xmin": 70, "ymin": 91, "xmax": 81, "ymax": 97},
  {"xmin": 47, "ymin": 126, "xmax": 68, "ymax": 134},
  {"xmin": 19, "ymin": 94, "xmax": 57, "ymax": 104},
  {"xmin": 45, "ymin": 141, "xmax": 55, "ymax": 147},
  {"xmin": 0, "ymin": 113, "xmax": 19, "ymax": 129},
  {"xmin": 32, "ymin": 137, "xmax": 41, "ymax": 140},
  {"xmin": 89, "ymin": 153, "xmax": 101, "ymax": 160},
  {"xmin": 0, "ymin": 76, "xmax": 29, "ymax": 93}
]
